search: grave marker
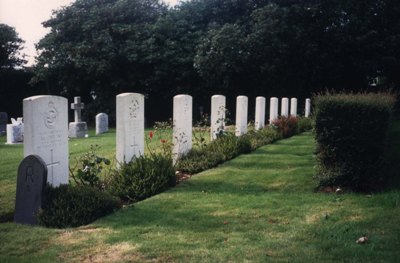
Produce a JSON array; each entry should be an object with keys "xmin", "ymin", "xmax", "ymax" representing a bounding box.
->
[
  {"xmin": 6, "ymin": 117, "xmax": 24, "ymax": 144},
  {"xmin": 269, "ymin": 97, "xmax": 279, "ymax": 124},
  {"xmin": 290, "ymin": 98, "xmax": 298, "ymax": 117},
  {"xmin": 210, "ymin": 95, "xmax": 226, "ymax": 140},
  {"xmin": 173, "ymin": 95, "xmax": 192, "ymax": 163},
  {"xmin": 305, "ymin": 98, "xmax": 311, "ymax": 117},
  {"xmin": 116, "ymin": 93, "xmax": 144, "ymax": 165},
  {"xmin": 14, "ymin": 155, "xmax": 47, "ymax": 225},
  {"xmin": 255, "ymin": 96, "xmax": 266, "ymax": 131},
  {"xmin": 68, "ymin": 96, "xmax": 88, "ymax": 138},
  {"xmin": 235, "ymin": 96, "xmax": 248, "ymax": 136},
  {"xmin": 281, "ymin": 97, "xmax": 289, "ymax": 117},
  {"xmin": 23, "ymin": 95, "xmax": 69, "ymax": 186},
  {"xmin": 96, "ymin": 113, "xmax": 109, "ymax": 135}
]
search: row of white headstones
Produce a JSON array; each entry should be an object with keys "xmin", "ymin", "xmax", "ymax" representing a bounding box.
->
[{"xmin": 22, "ymin": 94, "xmax": 310, "ymax": 187}]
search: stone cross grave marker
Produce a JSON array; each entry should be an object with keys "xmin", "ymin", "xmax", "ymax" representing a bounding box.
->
[
  {"xmin": 14, "ymin": 155, "xmax": 47, "ymax": 225},
  {"xmin": 0, "ymin": 112, "xmax": 7, "ymax": 135},
  {"xmin": 269, "ymin": 97, "xmax": 279, "ymax": 124},
  {"xmin": 290, "ymin": 98, "xmax": 298, "ymax": 117},
  {"xmin": 210, "ymin": 95, "xmax": 226, "ymax": 140},
  {"xmin": 69, "ymin": 96, "xmax": 88, "ymax": 138},
  {"xmin": 235, "ymin": 96, "xmax": 248, "ymax": 136},
  {"xmin": 96, "ymin": 113, "xmax": 109, "ymax": 135},
  {"xmin": 281, "ymin": 97, "xmax": 289, "ymax": 117},
  {"xmin": 173, "ymin": 94, "xmax": 192, "ymax": 163},
  {"xmin": 116, "ymin": 93, "xmax": 144, "ymax": 165},
  {"xmin": 255, "ymin": 96, "xmax": 266, "ymax": 131},
  {"xmin": 305, "ymin": 98, "xmax": 311, "ymax": 117},
  {"xmin": 23, "ymin": 95, "xmax": 69, "ymax": 187},
  {"xmin": 6, "ymin": 117, "xmax": 24, "ymax": 144}
]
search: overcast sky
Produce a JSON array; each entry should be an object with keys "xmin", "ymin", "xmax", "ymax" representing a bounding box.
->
[{"xmin": 0, "ymin": 0, "xmax": 180, "ymax": 66}]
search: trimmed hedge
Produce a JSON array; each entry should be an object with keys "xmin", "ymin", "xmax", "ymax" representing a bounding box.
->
[
  {"xmin": 314, "ymin": 92, "xmax": 396, "ymax": 191},
  {"xmin": 38, "ymin": 185, "xmax": 120, "ymax": 228},
  {"xmin": 107, "ymin": 154, "xmax": 176, "ymax": 202}
]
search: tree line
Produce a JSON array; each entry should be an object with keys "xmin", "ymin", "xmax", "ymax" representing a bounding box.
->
[{"xmin": 1, "ymin": 0, "xmax": 400, "ymax": 121}]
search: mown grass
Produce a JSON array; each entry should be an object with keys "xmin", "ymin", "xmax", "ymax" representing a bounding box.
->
[{"xmin": 0, "ymin": 125, "xmax": 399, "ymax": 262}]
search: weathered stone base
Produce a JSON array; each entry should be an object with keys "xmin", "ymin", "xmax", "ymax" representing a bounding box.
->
[{"xmin": 68, "ymin": 122, "xmax": 88, "ymax": 138}]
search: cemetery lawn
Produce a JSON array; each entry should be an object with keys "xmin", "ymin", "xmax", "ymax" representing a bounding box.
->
[{"xmin": 1, "ymin": 125, "xmax": 400, "ymax": 262}]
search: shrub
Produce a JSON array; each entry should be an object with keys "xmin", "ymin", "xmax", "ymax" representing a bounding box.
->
[
  {"xmin": 107, "ymin": 154, "xmax": 176, "ymax": 202},
  {"xmin": 38, "ymin": 184, "xmax": 120, "ymax": 228},
  {"xmin": 297, "ymin": 117, "xmax": 314, "ymax": 133},
  {"xmin": 314, "ymin": 92, "xmax": 396, "ymax": 191},
  {"xmin": 272, "ymin": 116, "xmax": 298, "ymax": 138},
  {"xmin": 176, "ymin": 148, "xmax": 224, "ymax": 174},
  {"xmin": 247, "ymin": 127, "xmax": 281, "ymax": 150}
]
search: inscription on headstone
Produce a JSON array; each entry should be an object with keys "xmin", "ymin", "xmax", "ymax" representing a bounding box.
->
[
  {"xmin": 14, "ymin": 155, "xmax": 47, "ymax": 225},
  {"xmin": 116, "ymin": 93, "xmax": 144, "ymax": 165},
  {"xmin": 210, "ymin": 95, "xmax": 226, "ymax": 140},
  {"xmin": 23, "ymin": 95, "xmax": 69, "ymax": 186},
  {"xmin": 173, "ymin": 94, "xmax": 192, "ymax": 163}
]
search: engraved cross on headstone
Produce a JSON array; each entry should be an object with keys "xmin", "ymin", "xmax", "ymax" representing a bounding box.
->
[
  {"xmin": 130, "ymin": 136, "xmax": 139, "ymax": 152},
  {"xmin": 71, "ymin": 96, "xmax": 84, "ymax": 122},
  {"xmin": 46, "ymin": 149, "xmax": 60, "ymax": 185}
]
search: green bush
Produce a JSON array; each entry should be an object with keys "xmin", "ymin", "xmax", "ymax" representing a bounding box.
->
[
  {"xmin": 314, "ymin": 92, "xmax": 396, "ymax": 191},
  {"xmin": 38, "ymin": 185, "xmax": 120, "ymax": 228},
  {"xmin": 108, "ymin": 154, "xmax": 176, "ymax": 202},
  {"xmin": 296, "ymin": 117, "xmax": 314, "ymax": 133},
  {"xmin": 247, "ymin": 127, "xmax": 281, "ymax": 150},
  {"xmin": 176, "ymin": 148, "xmax": 225, "ymax": 174}
]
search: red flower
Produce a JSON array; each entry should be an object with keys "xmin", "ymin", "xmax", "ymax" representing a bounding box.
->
[
  {"xmin": 149, "ymin": 131, "xmax": 154, "ymax": 139},
  {"xmin": 160, "ymin": 139, "xmax": 167, "ymax": 143}
]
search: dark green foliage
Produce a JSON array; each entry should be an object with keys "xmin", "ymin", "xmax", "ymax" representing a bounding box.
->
[
  {"xmin": 0, "ymin": 23, "xmax": 26, "ymax": 69},
  {"xmin": 314, "ymin": 92, "xmax": 396, "ymax": 191},
  {"xmin": 297, "ymin": 117, "xmax": 314, "ymax": 133},
  {"xmin": 38, "ymin": 184, "xmax": 120, "ymax": 228},
  {"xmin": 108, "ymin": 154, "xmax": 176, "ymax": 202},
  {"xmin": 177, "ymin": 128, "xmax": 277, "ymax": 174}
]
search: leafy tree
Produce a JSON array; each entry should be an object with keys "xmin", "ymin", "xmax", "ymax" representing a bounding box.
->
[{"xmin": 0, "ymin": 24, "xmax": 26, "ymax": 69}]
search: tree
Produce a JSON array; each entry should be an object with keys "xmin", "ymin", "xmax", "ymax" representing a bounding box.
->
[{"xmin": 0, "ymin": 24, "xmax": 26, "ymax": 69}]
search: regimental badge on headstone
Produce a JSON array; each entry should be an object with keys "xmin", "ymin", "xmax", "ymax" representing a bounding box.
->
[{"xmin": 14, "ymin": 155, "xmax": 47, "ymax": 225}]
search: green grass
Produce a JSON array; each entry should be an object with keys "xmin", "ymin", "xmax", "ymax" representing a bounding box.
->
[{"xmin": 0, "ymin": 126, "xmax": 399, "ymax": 262}]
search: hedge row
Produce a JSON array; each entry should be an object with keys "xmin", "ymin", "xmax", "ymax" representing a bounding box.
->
[{"xmin": 314, "ymin": 92, "xmax": 396, "ymax": 191}]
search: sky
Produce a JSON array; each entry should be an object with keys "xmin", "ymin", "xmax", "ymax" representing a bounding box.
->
[{"xmin": 0, "ymin": 0, "xmax": 179, "ymax": 66}]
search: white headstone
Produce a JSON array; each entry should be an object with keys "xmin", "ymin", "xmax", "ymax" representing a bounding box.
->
[
  {"xmin": 173, "ymin": 95, "xmax": 192, "ymax": 163},
  {"xmin": 23, "ymin": 95, "xmax": 69, "ymax": 187},
  {"xmin": 235, "ymin": 96, "xmax": 248, "ymax": 136},
  {"xmin": 305, "ymin": 98, "xmax": 311, "ymax": 117},
  {"xmin": 290, "ymin": 98, "xmax": 298, "ymax": 117},
  {"xmin": 269, "ymin": 97, "xmax": 279, "ymax": 124},
  {"xmin": 255, "ymin": 96, "xmax": 266, "ymax": 131},
  {"xmin": 95, "ymin": 113, "xmax": 109, "ymax": 135},
  {"xmin": 6, "ymin": 118, "xmax": 24, "ymax": 144},
  {"xmin": 116, "ymin": 93, "xmax": 145, "ymax": 165},
  {"xmin": 210, "ymin": 95, "xmax": 226, "ymax": 140},
  {"xmin": 281, "ymin": 97, "xmax": 289, "ymax": 117}
]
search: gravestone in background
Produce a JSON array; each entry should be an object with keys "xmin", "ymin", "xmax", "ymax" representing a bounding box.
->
[
  {"xmin": 173, "ymin": 94, "xmax": 192, "ymax": 163},
  {"xmin": 255, "ymin": 96, "xmax": 266, "ymax": 131},
  {"xmin": 281, "ymin": 97, "xmax": 289, "ymax": 117},
  {"xmin": 210, "ymin": 95, "xmax": 226, "ymax": 140},
  {"xmin": 305, "ymin": 98, "xmax": 311, "ymax": 117},
  {"xmin": 235, "ymin": 96, "xmax": 248, "ymax": 136},
  {"xmin": 96, "ymin": 113, "xmax": 109, "ymax": 135},
  {"xmin": 23, "ymin": 95, "xmax": 69, "ymax": 186},
  {"xmin": 116, "ymin": 93, "xmax": 144, "ymax": 165},
  {"xmin": 290, "ymin": 98, "xmax": 298, "ymax": 117},
  {"xmin": 14, "ymin": 155, "xmax": 47, "ymax": 225},
  {"xmin": 0, "ymin": 112, "xmax": 7, "ymax": 135},
  {"xmin": 68, "ymin": 96, "xmax": 88, "ymax": 138},
  {"xmin": 6, "ymin": 117, "xmax": 24, "ymax": 144},
  {"xmin": 269, "ymin": 97, "xmax": 279, "ymax": 124}
]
